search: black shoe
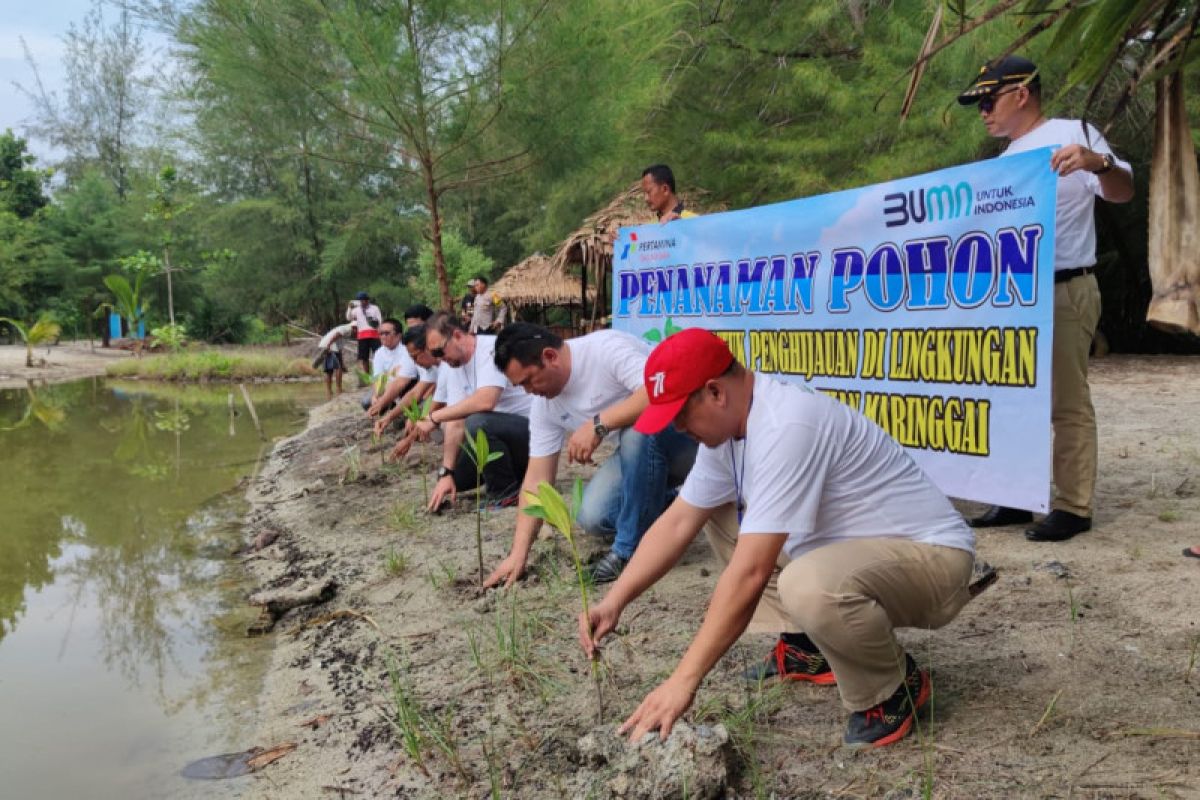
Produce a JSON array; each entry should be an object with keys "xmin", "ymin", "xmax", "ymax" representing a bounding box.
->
[
  {"xmin": 587, "ymin": 551, "xmax": 628, "ymax": 584},
  {"xmin": 968, "ymin": 505, "xmax": 1033, "ymax": 528},
  {"xmin": 1025, "ymin": 510, "xmax": 1091, "ymax": 542},
  {"xmin": 844, "ymin": 654, "xmax": 929, "ymax": 748},
  {"xmin": 741, "ymin": 633, "xmax": 836, "ymax": 685}
]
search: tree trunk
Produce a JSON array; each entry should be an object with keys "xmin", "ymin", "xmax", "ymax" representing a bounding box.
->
[
  {"xmin": 1147, "ymin": 72, "xmax": 1200, "ymax": 334},
  {"xmin": 422, "ymin": 160, "xmax": 453, "ymax": 311},
  {"xmin": 163, "ymin": 247, "xmax": 175, "ymax": 326}
]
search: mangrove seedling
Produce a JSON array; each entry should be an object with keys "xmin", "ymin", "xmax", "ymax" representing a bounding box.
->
[
  {"xmin": 522, "ymin": 478, "xmax": 604, "ymax": 721},
  {"xmin": 461, "ymin": 427, "xmax": 503, "ymax": 585},
  {"xmin": 402, "ymin": 397, "xmax": 434, "ymax": 502}
]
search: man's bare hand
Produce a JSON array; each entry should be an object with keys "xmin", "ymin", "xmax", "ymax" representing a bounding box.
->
[
  {"xmin": 483, "ymin": 552, "xmax": 527, "ymax": 589},
  {"xmin": 427, "ymin": 475, "xmax": 456, "ymax": 512},
  {"xmin": 387, "ymin": 436, "xmax": 415, "ymax": 462},
  {"xmin": 578, "ymin": 598, "xmax": 621, "ymax": 659},
  {"xmin": 1050, "ymin": 144, "xmax": 1103, "ymax": 177},
  {"xmin": 566, "ymin": 421, "xmax": 600, "ymax": 465},
  {"xmin": 617, "ymin": 677, "xmax": 696, "ymax": 743}
]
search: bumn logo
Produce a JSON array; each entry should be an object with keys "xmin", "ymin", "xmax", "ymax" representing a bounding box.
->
[{"xmin": 883, "ymin": 181, "xmax": 971, "ymax": 228}]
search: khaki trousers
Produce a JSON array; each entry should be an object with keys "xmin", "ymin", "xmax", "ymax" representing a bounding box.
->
[
  {"xmin": 1051, "ymin": 273, "xmax": 1101, "ymax": 517},
  {"xmin": 705, "ymin": 504, "xmax": 974, "ymax": 710}
]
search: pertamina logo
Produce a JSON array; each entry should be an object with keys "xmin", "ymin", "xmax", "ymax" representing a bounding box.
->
[
  {"xmin": 621, "ymin": 233, "xmax": 676, "ymax": 261},
  {"xmin": 620, "ymin": 232, "xmax": 639, "ymax": 260},
  {"xmin": 883, "ymin": 181, "xmax": 971, "ymax": 228}
]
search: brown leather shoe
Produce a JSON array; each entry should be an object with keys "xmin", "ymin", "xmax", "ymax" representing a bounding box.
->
[
  {"xmin": 968, "ymin": 505, "xmax": 1033, "ymax": 528},
  {"xmin": 1025, "ymin": 510, "xmax": 1091, "ymax": 542}
]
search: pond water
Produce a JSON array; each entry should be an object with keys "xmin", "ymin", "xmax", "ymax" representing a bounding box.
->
[{"xmin": 0, "ymin": 378, "xmax": 323, "ymax": 799}]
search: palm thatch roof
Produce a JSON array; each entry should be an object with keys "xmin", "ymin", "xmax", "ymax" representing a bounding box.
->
[
  {"xmin": 491, "ymin": 253, "xmax": 593, "ymax": 308},
  {"xmin": 549, "ymin": 184, "xmax": 719, "ymax": 275},
  {"xmin": 549, "ymin": 184, "xmax": 720, "ymax": 322}
]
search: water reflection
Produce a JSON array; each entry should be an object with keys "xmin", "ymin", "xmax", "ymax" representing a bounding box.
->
[{"xmin": 0, "ymin": 378, "xmax": 320, "ymax": 799}]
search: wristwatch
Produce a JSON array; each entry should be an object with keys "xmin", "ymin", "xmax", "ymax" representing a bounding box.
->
[
  {"xmin": 593, "ymin": 414, "xmax": 610, "ymax": 439},
  {"xmin": 1092, "ymin": 153, "xmax": 1115, "ymax": 175},
  {"xmin": 436, "ymin": 465, "xmax": 453, "ymax": 480},
  {"xmin": 428, "ymin": 409, "xmax": 441, "ymax": 427}
]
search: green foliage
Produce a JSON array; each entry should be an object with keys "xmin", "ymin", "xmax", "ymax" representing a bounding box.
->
[
  {"xmin": 104, "ymin": 349, "xmax": 316, "ymax": 381},
  {"xmin": 150, "ymin": 322, "xmax": 187, "ymax": 352},
  {"xmin": 0, "ymin": 130, "xmax": 49, "ymax": 219},
  {"xmin": 415, "ymin": 231, "xmax": 493, "ymax": 307}
]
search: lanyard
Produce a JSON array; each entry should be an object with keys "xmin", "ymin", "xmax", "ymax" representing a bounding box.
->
[{"xmin": 729, "ymin": 438, "xmax": 747, "ymax": 525}]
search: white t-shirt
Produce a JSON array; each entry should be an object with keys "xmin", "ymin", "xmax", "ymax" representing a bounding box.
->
[
  {"xmin": 318, "ymin": 323, "xmax": 353, "ymax": 353},
  {"xmin": 438, "ymin": 334, "xmax": 531, "ymax": 416},
  {"xmin": 371, "ymin": 342, "xmax": 407, "ymax": 378},
  {"xmin": 1002, "ymin": 118, "xmax": 1131, "ymax": 273},
  {"xmin": 680, "ymin": 374, "xmax": 974, "ymax": 560},
  {"xmin": 384, "ymin": 345, "xmax": 437, "ymax": 384},
  {"xmin": 528, "ymin": 330, "xmax": 650, "ymax": 458}
]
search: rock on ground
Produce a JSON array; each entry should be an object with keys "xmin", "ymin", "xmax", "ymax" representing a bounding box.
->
[{"xmin": 571, "ymin": 722, "xmax": 731, "ymax": 799}]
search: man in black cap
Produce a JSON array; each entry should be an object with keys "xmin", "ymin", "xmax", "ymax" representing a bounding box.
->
[{"xmin": 957, "ymin": 55, "xmax": 1134, "ymax": 542}]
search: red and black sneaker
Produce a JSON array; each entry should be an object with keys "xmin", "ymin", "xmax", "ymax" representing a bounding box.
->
[
  {"xmin": 843, "ymin": 654, "xmax": 930, "ymax": 748},
  {"xmin": 742, "ymin": 633, "xmax": 837, "ymax": 685}
]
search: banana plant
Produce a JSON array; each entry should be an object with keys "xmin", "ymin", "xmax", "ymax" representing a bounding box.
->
[
  {"xmin": 99, "ymin": 271, "xmax": 150, "ymax": 357},
  {"xmin": 460, "ymin": 428, "xmax": 503, "ymax": 586},
  {"xmin": 523, "ymin": 478, "xmax": 603, "ymax": 721},
  {"xmin": 0, "ymin": 315, "xmax": 61, "ymax": 368}
]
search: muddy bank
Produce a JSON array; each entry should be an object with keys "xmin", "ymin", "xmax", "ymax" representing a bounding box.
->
[{"xmin": 236, "ymin": 356, "xmax": 1200, "ymax": 799}]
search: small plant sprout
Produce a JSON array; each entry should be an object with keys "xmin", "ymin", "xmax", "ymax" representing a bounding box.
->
[
  {"xmin": 342, "ymin": 444, "xmax": 362, "ymax": 484},
  {"xmin": 402, "ymin": 397, "xmax": 434, "ymax": 502},
  {"xmin": 384, "ymin": 547, "xmax": 407, "ymax": 576},
  {"xmin": 461, "ymin": 428, "xmax": 503, "ymax": 585},
  {"xmin": 522, "ymin": 478, "xmax": 604, "ymax": 721}
]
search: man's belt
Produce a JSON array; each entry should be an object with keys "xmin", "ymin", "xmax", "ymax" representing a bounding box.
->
[{"xmin": 1054, "ymin": 267, "xmax": 1094, "ymax": 284}]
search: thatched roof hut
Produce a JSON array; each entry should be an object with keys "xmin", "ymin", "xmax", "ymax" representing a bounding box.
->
[
  {"xmin": 550, "ymin": 184, "xmax": 719, "ymax": 325},
  {"xmin": 491, "ymin": 253, "xmax": 592, "ymax": 309}
]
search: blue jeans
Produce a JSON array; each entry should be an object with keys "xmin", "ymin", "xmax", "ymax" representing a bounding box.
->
[{"xmin": 576, "ymin": 426, "xmax": 698, "ymax": 559}]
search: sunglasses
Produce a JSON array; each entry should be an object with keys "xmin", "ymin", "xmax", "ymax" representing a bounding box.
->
[
  {"xmin": 978, "ymin": 87, "xmax": 1021, "ymax": 114},
  {"xmin": 429, "ymin": 345, "xmax": 446, "ymax": 359}
]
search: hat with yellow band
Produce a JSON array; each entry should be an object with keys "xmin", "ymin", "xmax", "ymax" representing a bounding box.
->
[{"xmin": 957, "ymin": 55, "xmax": 1039, "ymax": 105}]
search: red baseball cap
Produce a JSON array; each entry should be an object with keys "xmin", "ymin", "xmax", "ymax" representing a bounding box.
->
[{"xmin": 634, "ymin": 328, "xmax": 736, "ymax": 434}]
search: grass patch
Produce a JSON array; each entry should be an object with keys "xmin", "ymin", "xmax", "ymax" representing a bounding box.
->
[
  {"xmin": 1158, "ymin": 509, "xmax": 1180, "ymax": 523},
  {"xmin": 389, "ymin": 501, "xmax": 419, "ymax": 532},
  {"xmin": 105, "ymin": 348, "xmax": 317, "ymax": 381},
  {"xmin": 384, "ymin": 547, "xmax": 408, "ymax": 576}
]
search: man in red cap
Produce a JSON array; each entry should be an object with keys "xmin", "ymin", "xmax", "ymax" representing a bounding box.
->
[{"xmin": 579, "ymin": 328, "xmax": 977, "ymax": 748}]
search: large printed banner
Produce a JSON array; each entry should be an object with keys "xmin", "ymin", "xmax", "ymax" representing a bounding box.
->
[{"xmin": 613, "ymin": 148, "xmax": 1059, "ymax": 511}]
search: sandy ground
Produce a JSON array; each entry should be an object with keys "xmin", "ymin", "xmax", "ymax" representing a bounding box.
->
[
  {"xmin": 0, "ymin": 341, "xmax": 133, "ymax": 388},
  {"xmin": 231, "ymin": 355, "xmax": 1200, "ymax": 799}
]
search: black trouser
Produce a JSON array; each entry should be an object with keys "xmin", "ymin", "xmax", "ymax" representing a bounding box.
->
[{"xmin": 451, "ymin": 411, "xmax": 529, "ymax": 500}]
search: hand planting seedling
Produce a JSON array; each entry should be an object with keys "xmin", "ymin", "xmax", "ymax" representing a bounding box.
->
[
  {"xmin": 522, "ymin": 478, "xmax": 604, "ymax": 721},
  {"xmin": 396, "ymin": 397, "xmax": 433, "ymax": 502},
  {"xmin": 461, "ymin": 428, "xmax": 504, "ymax": 586}
]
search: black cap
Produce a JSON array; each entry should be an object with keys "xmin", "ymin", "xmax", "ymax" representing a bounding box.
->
[
  {"xmin": 355, "ymin": 291, "xmax": 369, "ymax": 301},
  {"xmin": 957, "ymin": 55, "xmax": 1039, "ymax": 105}
]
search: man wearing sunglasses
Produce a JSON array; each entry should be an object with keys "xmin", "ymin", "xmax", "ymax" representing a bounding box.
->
[
  {"xmin": 368, "ymin": 304, "xmax": 438, "ymax": 426},
  {"xmin": 408, "ymin": 312, "xmax": 532, "ymax": 512},
  {"xmin": 958, "ymin": 55, "xmax": 1134, "ymax": 542}
]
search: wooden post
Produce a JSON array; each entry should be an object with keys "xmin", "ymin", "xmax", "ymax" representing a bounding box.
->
[{"xmin": 239, "ymin": 383, "xmax": 266, "ymax": 441}]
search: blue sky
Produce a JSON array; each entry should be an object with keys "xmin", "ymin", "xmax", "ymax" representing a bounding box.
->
[{"xmin": 0, "ymin": 0, "xmax": 169, "ymax": 163}]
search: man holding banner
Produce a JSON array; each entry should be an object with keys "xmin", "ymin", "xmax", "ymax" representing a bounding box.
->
[
  {"xmin": 958, "ymin": 55, "xmax": 1134, "ymax": 542},
  {"xmin": 580, "ymin": 328, "xmax": 976, "ymax": 748}
]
